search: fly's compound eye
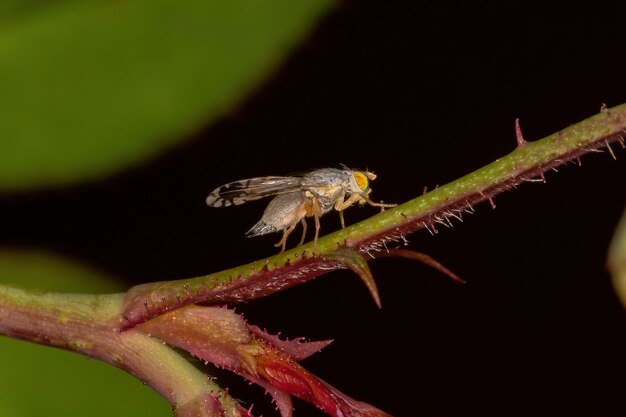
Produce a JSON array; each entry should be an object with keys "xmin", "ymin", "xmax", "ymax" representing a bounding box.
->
[{"xmin": 352, "ymin": 171, "xmax": 370, "ymax": 192}]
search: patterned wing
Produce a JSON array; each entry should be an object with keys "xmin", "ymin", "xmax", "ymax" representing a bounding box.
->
[{"xmin": 206, "ymin": 176, "xmax": 304, "ymax": 207}]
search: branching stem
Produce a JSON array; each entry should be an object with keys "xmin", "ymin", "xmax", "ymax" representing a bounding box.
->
[{"xmin": 1, "ymin": 103, "xmax": 625, "ymax": 417}]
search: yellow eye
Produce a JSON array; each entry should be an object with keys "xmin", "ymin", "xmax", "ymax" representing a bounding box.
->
[{"xmin": 353, "ymin": 171, "xmax": 369, "ymax": 191}]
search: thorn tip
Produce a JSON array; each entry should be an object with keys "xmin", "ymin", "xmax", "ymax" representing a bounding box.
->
[{"xmin": 515, "ymin": 118, "xmax": 527, "ymax": 147}]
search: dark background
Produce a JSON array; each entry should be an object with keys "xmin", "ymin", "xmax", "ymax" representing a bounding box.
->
[{"xmin": 3, "ymin": 2, "xmax": 626, "ymax": 416}]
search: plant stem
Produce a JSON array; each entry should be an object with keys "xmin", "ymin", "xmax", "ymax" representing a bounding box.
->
[
  {"xmin": 123, "ymin": 104, "xmax": 626, "ymax": 325},
  {"xmin": 0, "ymin": 286, "xmax": 237, "ymax": 416},
  {"xmin": 1, "ymin": 104, "xmax": 625, "ymax": 416}
]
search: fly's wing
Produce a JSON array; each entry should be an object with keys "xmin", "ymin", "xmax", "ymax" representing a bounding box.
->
[{"xmin": 206, "ymin": 176, "xmax": 305, "ymax": 207}]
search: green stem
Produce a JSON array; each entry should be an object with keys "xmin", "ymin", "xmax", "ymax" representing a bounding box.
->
[{"xmin": 122, "ymin": 104, "xmax": 626, "ymax": 325}]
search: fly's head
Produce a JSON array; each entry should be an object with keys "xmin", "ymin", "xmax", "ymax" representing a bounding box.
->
[{"xmin": 347, "ymin": 169, "xmax": 376, "ymax": 200}]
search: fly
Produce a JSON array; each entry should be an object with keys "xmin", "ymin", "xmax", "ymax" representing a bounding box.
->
[{"xmin": 206, "ymin": 167, "xmax": 395, "ymax": 252}]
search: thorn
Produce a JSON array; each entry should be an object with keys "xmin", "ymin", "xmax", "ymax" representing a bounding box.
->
[
  {"xmin": 606, "ymin": 140, "xmax": 617, "ymax": 160},
  {"xmin": 323, "ymin": 248, "xmax": 381, "ymax": 308},
  {"xmin": 515, "ymin": 118, "xmax": 527, "ymax": 147},
  {"xmin": 423, "ymin": 185, "xmax": 429, "ymax": 194},
  {"xmin": 540, "ymin": 173, "xmax": 546, "ymax": 183},
  {"xmin": 376, "ymin": 249, "xmax": 465, "ymax": 284},
  {"xmin": 601, "ymin": 103, "xmax": 609, "ymax": 113},
  {"xmin": 618, "ymin": 135, "xmax": 625, "ymax": 148}
]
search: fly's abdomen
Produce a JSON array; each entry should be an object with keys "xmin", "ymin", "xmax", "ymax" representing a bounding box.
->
[
  {"xmin": 246, "ymin": 192, "xmax": 307, "ymax": 237},
  {"xmin": 246, "ymin": 220, "xmax": 278, "ymax": 237}
]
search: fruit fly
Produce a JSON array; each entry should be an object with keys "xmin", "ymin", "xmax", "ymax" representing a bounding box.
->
[{"xmin": 206, "ymin": 167, "xmax": 395, "ymax": 252}]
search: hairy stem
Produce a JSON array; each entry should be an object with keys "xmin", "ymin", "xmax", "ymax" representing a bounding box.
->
[{"xmin": 123, "ymin": 104, "xmax": 626, "ymax": 325}]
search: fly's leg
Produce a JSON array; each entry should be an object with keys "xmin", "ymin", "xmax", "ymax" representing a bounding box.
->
[
  {"xmin": 274, "ymin": 221, "xmax": 299, "ymax": 253},
  {"xmin": 303, "ymin": 192, "xmax": 323, "ymax": 253},
  {"xmin": 367, "ymin": 199, "xmax": 397, "ymax": 212},
  {"xmin": 312, "ymin": 197, "xmax": 322, "ymax": 253},
  {"xmin": 297, "ymin": 218, "xmax": 307, "ymax": 246},
  {"xmin": 302, "ymin": 192, "xmax": 322, "ymax": 252},
  {"xmin": 360, "ymin": 190, "xmax": 397, "ymax": 212},
  {"xmin": 334, "ymin": 194, "xmax": 397, "ymax": 229},
  {"xmin": 335, "ymin": 193, "xmax": 360, "ymax": 228}
]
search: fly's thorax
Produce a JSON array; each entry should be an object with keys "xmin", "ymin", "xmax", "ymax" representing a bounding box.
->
[
  {"xmin": 302, "ymin": 168, "xmax": 348, "ymax": 187},
  {"xmin": 303, "ymin": 168, "xmax": 350, "ymax": 201}
]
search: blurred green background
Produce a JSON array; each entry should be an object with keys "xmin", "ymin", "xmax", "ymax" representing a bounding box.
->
[
  {"xmin": 0, "ymin": 0, "xmax": 330, "ymax": 191},
  {"xmin": 0, "ymin": 1, "xmax": 331, "ymax": 416}
]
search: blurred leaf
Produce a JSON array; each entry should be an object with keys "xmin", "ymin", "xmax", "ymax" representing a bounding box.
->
[
  {"xmin": 609, "ymin": 209, "xmax": 626, "ymax": 308},
  {"xmin": 0, "ymin": 338, "xmax": 170, "ymax": 417},
  {"xmin": 0, "ymin": 0, "xmax": 332, "ymax": 191},
  {"xmin": 0, "ymin": 250, "xmax": 169, "ymax": 417},
  {"xmin": 0, "ymin": 249, "xmax": 122, "ymax": 292}
]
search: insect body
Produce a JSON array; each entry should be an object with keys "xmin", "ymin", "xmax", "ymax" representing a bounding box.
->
[{"xmin": 206, "ymin": 167, "xmax": 395, "ymax": 252}]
